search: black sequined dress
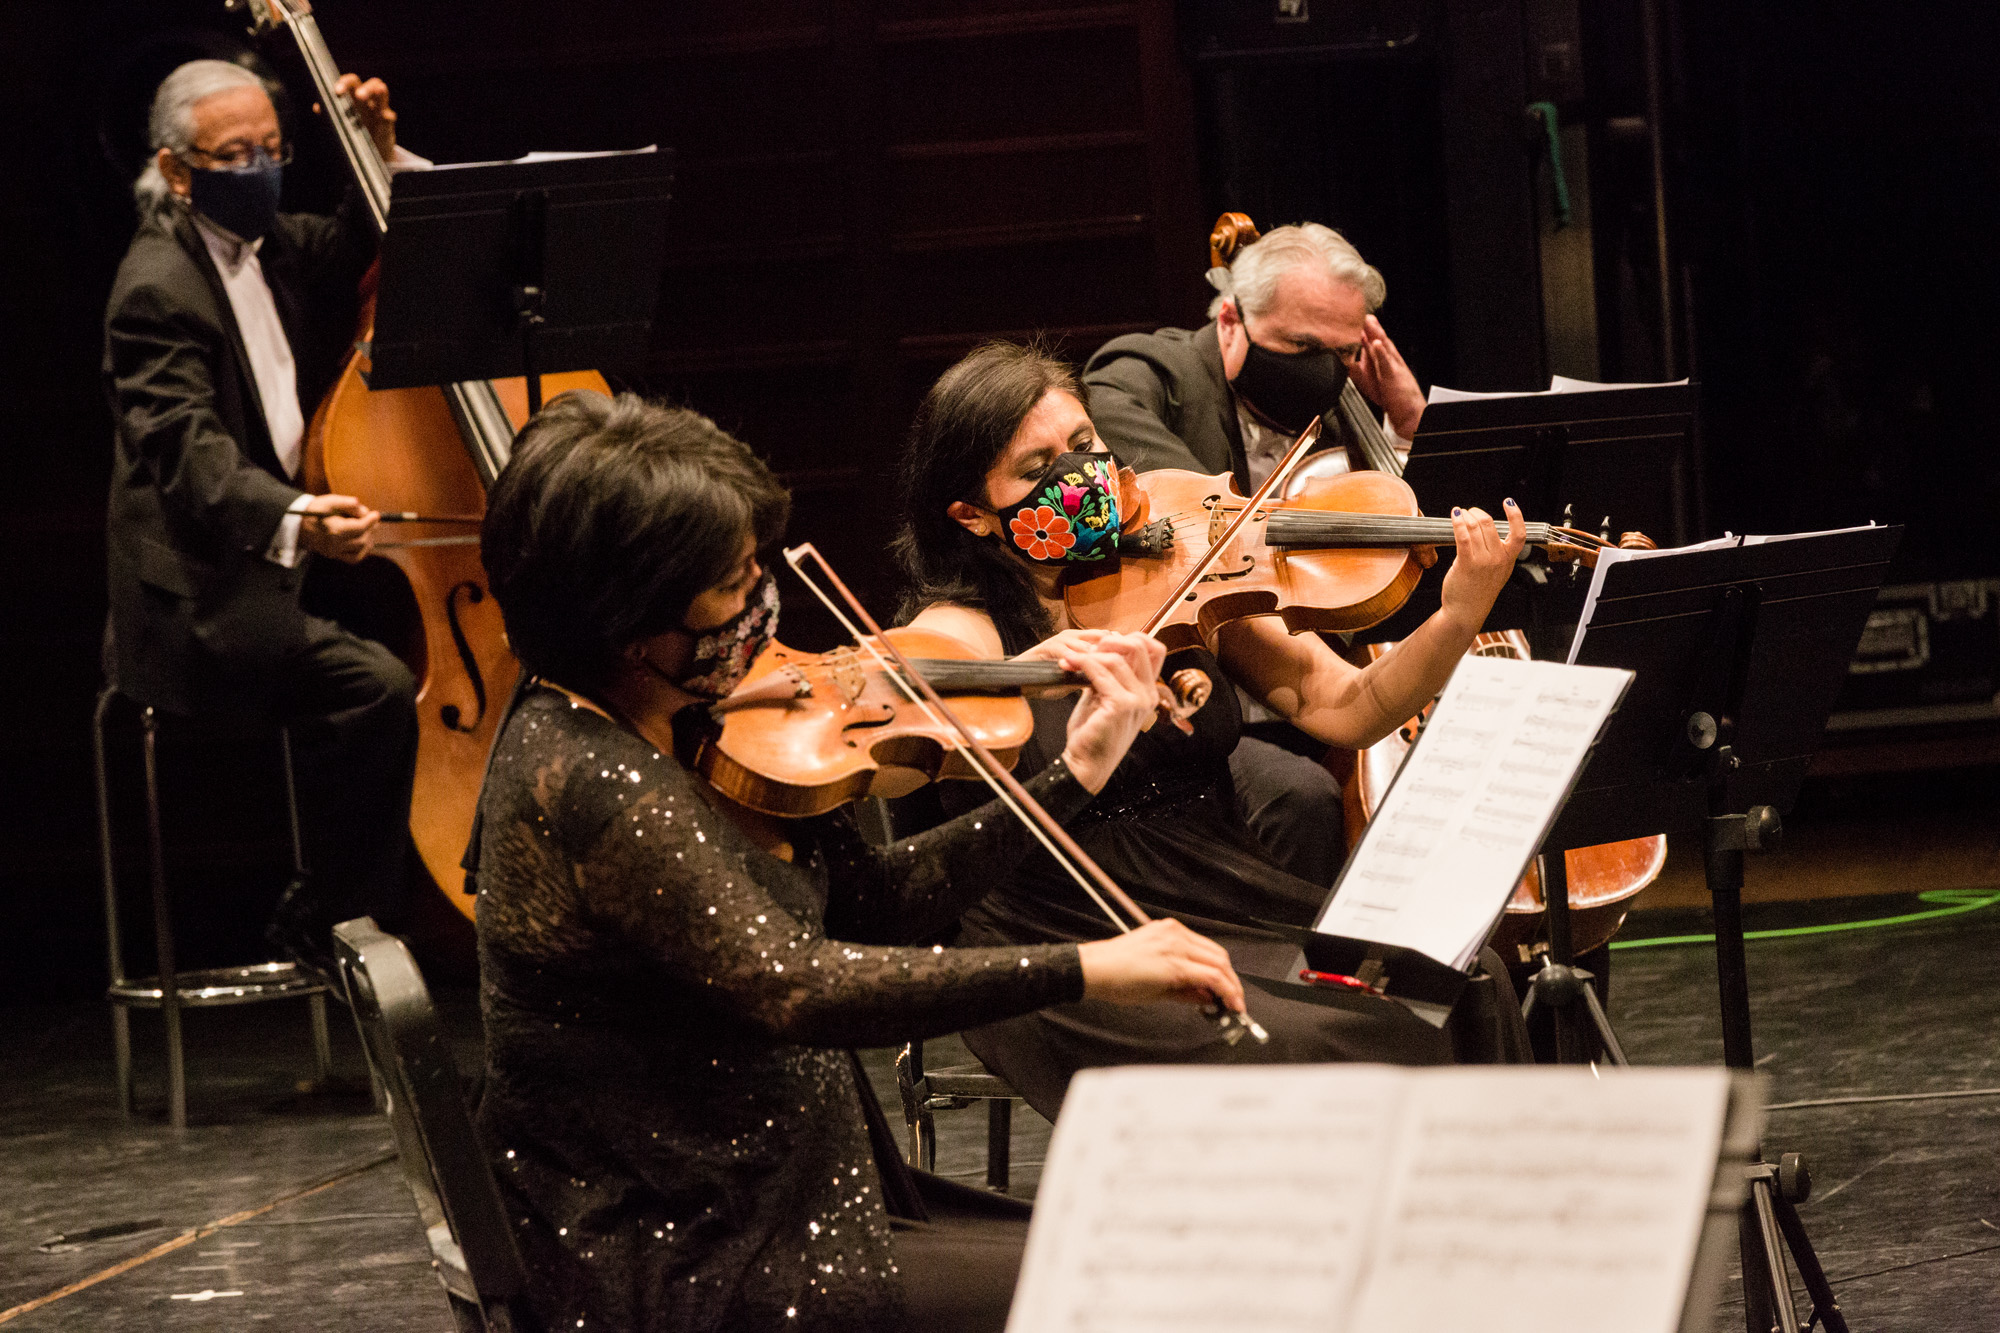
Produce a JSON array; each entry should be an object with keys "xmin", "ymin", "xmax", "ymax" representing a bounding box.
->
[
  {"xmin": 946, "ymin": 646, "xmax": 1458, "ymax": 1115},
  {"xmin": 472, "ymin": 687, "xmax": 1090, "ymax": 1332}
]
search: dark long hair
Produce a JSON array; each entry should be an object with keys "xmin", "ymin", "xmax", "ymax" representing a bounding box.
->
[
  {"xmin": 892, "ymin": 341, "xmax": 1081, "ymax": 652},
  {"xmin": 482, "ymin": 391, "xmax": 790, "ymax": 693}
]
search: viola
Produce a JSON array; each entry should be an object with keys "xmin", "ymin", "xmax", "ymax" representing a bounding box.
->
[
  {"xmin": 244, "ymin": 0, "xmax": 608, "ymax": 925},
  {"xmin": 1343, "ymin": 631, "xmax": 1667, "ymax": 960},
  {"xmin": 694, "ymin": 627, "xmax": 1213, "ymax": 819}
]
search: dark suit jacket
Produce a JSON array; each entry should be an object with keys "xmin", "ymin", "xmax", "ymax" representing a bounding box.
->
[
  {"xmin": 1082, "ymin": 321, "xmax": 1362, "ymax": 489},
  {"xmin": 103, "ymin": 198, "xmax": 373, "ymax": 713}
]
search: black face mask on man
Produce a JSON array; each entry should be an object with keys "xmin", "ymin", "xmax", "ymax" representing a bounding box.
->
[
  {"xmin": 184, "ymin": 146, "xmax": 285, "ymax": 243},
  {"xmin": 1228, "ymin": 305, "xmax": 1350, "ymax": 435}
]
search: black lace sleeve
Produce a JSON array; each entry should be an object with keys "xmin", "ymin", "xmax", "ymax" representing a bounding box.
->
[
  {"xmin": 816, "ymin": 758, "xmax": 1098, "ymax": 945},
  {"xmin": 543, "ymin": 710, "xmax": 1086, "ymax": 1049}
]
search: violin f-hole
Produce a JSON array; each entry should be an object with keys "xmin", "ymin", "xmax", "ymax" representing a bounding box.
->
[{"xmin": 439, "ymin": 581, "xmax": 490, "ymax": 733}]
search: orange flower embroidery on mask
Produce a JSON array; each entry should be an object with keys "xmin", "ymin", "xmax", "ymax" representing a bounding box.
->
[{"xmin": 1009, "ymin": 505, "xmax": 1076, "ymax": 561}]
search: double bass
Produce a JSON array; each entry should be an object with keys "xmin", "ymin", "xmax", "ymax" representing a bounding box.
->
[{"xmin": 244, "ymin": 0, "xmax": 608, "ymax": 923}]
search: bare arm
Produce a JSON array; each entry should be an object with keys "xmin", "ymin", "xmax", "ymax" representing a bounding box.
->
[{"xmin": 1218, "ymin": 502, "xmax": 1526, "ymax": 747}]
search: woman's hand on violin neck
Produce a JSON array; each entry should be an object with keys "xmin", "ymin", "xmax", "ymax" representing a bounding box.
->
[
  {"xmin": 1078, "ymin": 919, "xmax": 1247, "ymax": 1014},
  {"xmin": 1436, "ymin": 499, "xmax": 1527, "ymax": 635},
  {"xmin": 1056, "ymin": 631, "xmax": 1168, "ymax": 794},
  {"xmin": 1014, "ymin": 627, "xmax": 1111, "ymax": 665}
]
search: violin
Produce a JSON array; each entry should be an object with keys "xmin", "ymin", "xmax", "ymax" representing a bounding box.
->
[
  {"xmin": 1344, "ymin": 631, "xmax": 1667, "ymax": 962},
  {"xmin": 243, "ymin": 0, "xmax": 608, "ymax": 925},
  {"xmin": 694, "ymin": 627, "xmax": 1213, "ymax": 819},
  {"xmin": 764, "ymin": 546, "xmax": 1267, "ymax": 1044},
  {"xmin": 1064, "ymin": 438, "xmax": 1638, "ymax": 653}
]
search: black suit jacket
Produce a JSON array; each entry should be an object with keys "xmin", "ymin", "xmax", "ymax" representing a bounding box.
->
[
  {"xmin": 102, "ymin": 198, "xmax": 373, "ymax": 713},
  {"xmin": 1082, "ymin": 321, "xmax": 1363, "ymax": 489}
]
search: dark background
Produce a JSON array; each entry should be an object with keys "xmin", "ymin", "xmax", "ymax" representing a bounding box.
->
[{"xmin": 3, "ymin": 0, "xmax": 1995, "ymax": 1000}]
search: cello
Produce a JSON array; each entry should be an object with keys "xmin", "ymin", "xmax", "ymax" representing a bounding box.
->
[
  {"xmin": 1205, "ymin": 210, "xmax": 1666, "ymax": 960},
  {"xmin": 243, "ymin": 0, "xmax": 608, "ymax": 924}
]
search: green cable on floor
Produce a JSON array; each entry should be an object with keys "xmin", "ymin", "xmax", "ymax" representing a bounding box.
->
[{"xmin": 1609, "ymin": 888, "xmax": 2000, "ymax": 951}]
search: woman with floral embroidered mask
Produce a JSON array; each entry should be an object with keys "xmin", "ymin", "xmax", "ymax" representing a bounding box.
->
[
  {"xmin": 469, "ymin": 390, "xmax": 1247, "ymax": 1333},
  {"xmin": 892, "ymin": 341, "xmax": 1535, "ymax": 1117}
]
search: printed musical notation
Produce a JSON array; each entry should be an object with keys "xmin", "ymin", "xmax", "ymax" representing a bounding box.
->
[
  {"xmin": 1314, "ymin": 655, "xmax": 1632, "ymax": 968},
  {"xmin": 1007, "ymin": 1065, "xmax": 1739, "ymax": 1333}
]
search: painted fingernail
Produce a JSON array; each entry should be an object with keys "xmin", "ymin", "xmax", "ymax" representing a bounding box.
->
[
  {"xmin": 1504, "ymin": 497, "xmax": 1516, "ymax": 507},
  {"xmin": 1451, "ymin": 507, "xmax": 1464, "ymax": 517}
]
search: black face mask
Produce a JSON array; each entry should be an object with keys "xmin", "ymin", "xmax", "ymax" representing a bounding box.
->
[{"xmin": 1229, "ymin": 309, "xmax": 1350, "ymax": 434}]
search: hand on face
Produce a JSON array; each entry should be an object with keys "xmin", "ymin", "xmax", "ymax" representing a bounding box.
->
[
  {"xmin": 1346, "ymin": 315, "xmax": 1425, "ymax": 441},
  {"xmin": 1436, "ymin": 499, "xmax": 1526, "ymax": 630},
  {"xmin": 1054, "ymin": 630, "xmax": 1169, "ymax": 793}
]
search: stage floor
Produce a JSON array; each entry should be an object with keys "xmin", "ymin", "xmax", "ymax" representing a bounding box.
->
[{"xmin": 4, "ymin": 889, "xmax": 1997, "ymax": 1331}]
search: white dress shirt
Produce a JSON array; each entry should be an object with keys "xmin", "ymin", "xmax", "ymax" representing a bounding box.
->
[{"xmin": 192, "ymin": 145, "xmax": 430, "ymax": 567}]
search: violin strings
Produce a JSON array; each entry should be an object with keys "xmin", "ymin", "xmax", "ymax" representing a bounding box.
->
[{"xmin": 781, "ymin": 548, "xmax": 1136, "ymax": 934}]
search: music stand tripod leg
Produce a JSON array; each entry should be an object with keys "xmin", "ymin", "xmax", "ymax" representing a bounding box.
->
[
  {"xmin": 1706, "ymin": 804, "xmax": 1847, "ymax": 1333},
  {"xmin": 1522, "ymin": 850, "xmax": 1630, "ymax": 1065}
]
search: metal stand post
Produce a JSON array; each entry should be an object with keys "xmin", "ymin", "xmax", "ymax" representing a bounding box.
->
[
  {"xmin": 1706, "ymin": 802, "xmax": 1847, "ymax": 1333},
  {"xmin": 1519, "ymin": 849, "xmax": 1630, "ymax": 1065}
]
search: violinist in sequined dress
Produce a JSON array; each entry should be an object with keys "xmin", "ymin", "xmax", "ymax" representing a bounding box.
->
[{"xmin": 468, "ymin": 390, "xmax": 1246, "ymax": 1333}]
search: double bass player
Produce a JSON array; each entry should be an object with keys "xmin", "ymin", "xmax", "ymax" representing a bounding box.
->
[{"xmin": 103, "ymin": 59, "xmax": 421, "ymax": 971}]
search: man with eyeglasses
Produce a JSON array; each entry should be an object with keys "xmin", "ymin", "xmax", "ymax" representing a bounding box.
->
[
  {"xmin": 103, "ymin": 59, "xmax": 425, "ymax": 975},
  {"xmin": 1078, "ymin": 224, "xmax": 1430, "ymax": 893}
]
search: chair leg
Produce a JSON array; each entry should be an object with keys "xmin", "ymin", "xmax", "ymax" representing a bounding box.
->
[
  {"xmin": 111, "ymin": 1006, "xmax": 133, "ymax": 1116},
  {"xmin": 94, "ymin": 690, "xmax": 136, "ymax": 1117},
  {"xmin": 309, "ymin": 992, "xmax": 333, "ymax": 1085},
  {"xmin": 142, "ymin": 708, "xmax": 187, "ymax": 1132},
  {"xmin": 278, "ymin": 727, "xmax": 306, "ymax": 876},
  {"xmin": 986, "ymin": 1099, "xmax": 1012, "ymax": 1193}
]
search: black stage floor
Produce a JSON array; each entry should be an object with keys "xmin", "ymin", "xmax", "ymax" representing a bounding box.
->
[{"xmin": 4, "ymin": 891, "xmax": 1997, "ymax": 1330}]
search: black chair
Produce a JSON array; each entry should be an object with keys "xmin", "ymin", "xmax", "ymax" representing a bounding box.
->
[
  {"xmin": 332, "ymin": 917, "xmax": 540, "ymax": 1333},
  {"xmin": 895, "ymin": 1040, "xmax": 1022, "ymax": 1193},
  {"xmin": 92, "ymin": 686, "xmax": 332, "ymax": 1130}
]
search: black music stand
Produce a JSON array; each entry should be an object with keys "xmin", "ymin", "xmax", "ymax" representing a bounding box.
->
[
  {"xmin": 1355, "ymin": 384, "xmax": 1697, "ymax": 652},
  {"xmin": 366, "ymin": 148, "xmax": 677, "ymax": 415},
  {"xmin": 1537, "ymin": 525, "xmax": 1901, "ymax": 1333}
]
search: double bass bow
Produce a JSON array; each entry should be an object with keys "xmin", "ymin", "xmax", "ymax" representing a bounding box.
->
[
  {"xmin": 241, "ymin": 0, "xmax": 609, "ymax": 925},
  {"xmin": 780, "ymin": 544, "xmax": 1267, "ymax": 1046}
]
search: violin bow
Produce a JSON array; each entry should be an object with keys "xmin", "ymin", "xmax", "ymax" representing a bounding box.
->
[{"xmin": 784, "ymin": 543, "xmax": 1268, "ymax": 1045}]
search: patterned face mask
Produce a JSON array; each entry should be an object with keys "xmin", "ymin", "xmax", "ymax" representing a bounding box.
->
[
  {"xmin": 987, "ymin": 451, "xmax": 1123, "ymax": 567},
  {"xmin": 673, "ymin": 568, "xmax": 780, "ymax": 699}
]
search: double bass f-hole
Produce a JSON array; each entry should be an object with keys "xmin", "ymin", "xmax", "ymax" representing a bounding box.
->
[{"xmin": 439, "ymin": 581, "xmax": 489, "ymax": 733}]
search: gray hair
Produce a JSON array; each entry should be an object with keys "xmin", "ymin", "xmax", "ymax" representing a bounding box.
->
[
  {"xmin": 1206, "ymin": 223, "xmax": 1387, "ymax": 321},
  {"xmin": 132, "ymin": 59, "xmax": 270, "ymax": 215}
]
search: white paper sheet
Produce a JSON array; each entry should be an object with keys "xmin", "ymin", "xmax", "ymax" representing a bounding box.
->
[
  {"xmin": 1348, "ymin": 1067, "xmax": 1733, "ymax": 1333},
  {"xmin": 1313, "ymin": 656, "xmax": 1631, "ymax": 968},
  {"xmin": 423, "ymin": 145, "xmax": 660, "ymax": 172},
  {"xmin": 1006, "ymin": 1066, "xmax": 1409, "ymax": 1333},
  {"xmin": 1427, "ymin": 376, "xmax": 1689, "ymax": 404},
  {"xmin": 1007, "ymin": 1065, "xmax": 1738, "ymax": 1333}
]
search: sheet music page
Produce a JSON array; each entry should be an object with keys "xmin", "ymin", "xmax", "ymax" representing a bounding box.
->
[
  {"xmin": 1566, "ymin": 535, "xmax": 1744, "ymax": 664},
  {"xmin": 1312, "ymin": 657, "xmax": 1631, "ymax": 967},
  {"xmin": 1005, "ymin": 1066, "xmax": 1409, "ymax": 1333},
  {"xmin": 1345, "ymin": 1067, "xmax": 1733, "ymax": 1333}
]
